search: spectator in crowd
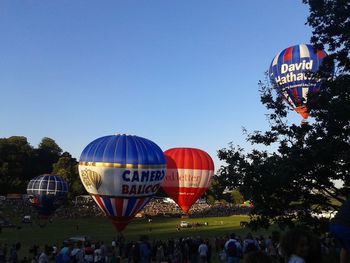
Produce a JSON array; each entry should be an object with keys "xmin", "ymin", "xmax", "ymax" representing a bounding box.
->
[
  {"xmin": 37, "ymin": 246, "xmax": 49, "ymax": 263},
  {"xmin": 93, "ymin": 242, "xmax": 102, "ymax": 263},
  {"xmin": 138, "ymin": 235, "xmax": 151, "ymax": 263},
  {"xmin": 198, "ymin": 239, "xmax": 208, "ymax": 263},
  {"xmin": 242, "ymin": 233, "xmax": 259, "ymax": 255},
  {"xmin": 100, "ymin": 241, "xmax": 107, "ymax": 263},
  {"xmin": 83, "ymin": 242, "xmax": 94, "ymax": 263},
  {"xmin": 71, "ymin": 242, "xmax": 84, "ymax": 263},
  {"xmin": 266, "ymin": 231, "xmax": 282, "ymax": 261},
  {"xmin": 9, "ymin": 244, "xmax": 18, "ymax": 263},
  {"xmin": 280, "ymin": 228, "xmax": 311, "ymax": 263},
  {"xmin": 330, "ymin": 198, "xmax": 350, "ymax": 263},
  {"xmin": 225, "ymin": 233, "xmax": 242, "ymax": 263},
  {"xmin": 51, "ymin": 244, "xmax": 58, "ymax": 260},
  {"xmin": 56, "ymin": 243, "xmax": 71, "ymax": 263}
]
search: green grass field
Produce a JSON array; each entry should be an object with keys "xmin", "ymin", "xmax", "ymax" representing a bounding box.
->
[
  {"xmin": 0, "ymin": 215, "xmax": 339, "ymax": 263},
  {"xmin": 0, "ymin": 215, "xmax": 259, "ymax": 261},
  {"xmin": 0, "ymin": 215, "xmax": 254, "ymax": 245}
]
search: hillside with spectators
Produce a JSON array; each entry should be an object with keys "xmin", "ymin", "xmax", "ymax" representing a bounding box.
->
[{"xmin": 0, "ymin": 196, "xmax": 250, "ymax": 224}]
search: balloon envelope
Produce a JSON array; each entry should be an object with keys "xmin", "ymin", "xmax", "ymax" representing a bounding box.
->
[
  {"xmin": 78, "ymin": 134, "xmax": 166, "ymax": 232},
  {"xmin": 161, "ymin": 147, "xmax": 214, "ymax": 213},
  {"xmin": 26, "ymin": 174, "xmax": 68, "ymax": 217},
  {"xmin": 269, "ymin": 44, "xmax": 328, "ymax": 120}
]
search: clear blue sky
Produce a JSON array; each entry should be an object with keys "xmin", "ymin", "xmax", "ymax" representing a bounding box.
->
[{"xmin": 0, "ymin": 1, "xmax": 312, "ymax": 171}]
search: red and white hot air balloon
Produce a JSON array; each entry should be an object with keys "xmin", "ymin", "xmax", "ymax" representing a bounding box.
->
[{"xmin": 161, "ymin": 147, "xmax": 214, "ymax": 213}]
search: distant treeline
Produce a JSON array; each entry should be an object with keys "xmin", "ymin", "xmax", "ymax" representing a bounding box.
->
[{"xmin": 0, "ymin": 136, "xmax": 85, "ymax": 196}]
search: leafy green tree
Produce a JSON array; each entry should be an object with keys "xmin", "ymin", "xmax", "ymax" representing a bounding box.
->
[
  {"xmin": 52, "ymin": 152, "xmax": 85, "ymax": 197},
  {"xmin": 218, "ymin": 0, "xmax": 350, "ymax": 231},
  {"xmin": 206, "ymin": 195, "xmax": 216, "ymax": 205},
  {"xmin": 0, "ymin": 136, "xmax": 35, "ymax": 193},
  {"xmin": 231, "ymin": 190, "xmax": 244, "ymax": 205},
  {"xmin": 205, "ymin": 175, "xmax": 229, "ymax": 202},
  {"xmin": 34, "ymin": 137, "xmax": 62, "ymax": 175}
]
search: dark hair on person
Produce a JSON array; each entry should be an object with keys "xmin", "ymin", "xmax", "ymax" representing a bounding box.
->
[{"xmin": 280, "ymin": 228, "xmax": 309, "ymax": 258}]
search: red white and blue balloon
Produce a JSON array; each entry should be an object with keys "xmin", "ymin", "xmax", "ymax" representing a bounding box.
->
[
  {"xmin": 78, "ymin": 134, "xmax": 166, "ymax": 232},
  {"xmin": 269, "ymin": 44, "xmax": 328, "ymax": 120}
]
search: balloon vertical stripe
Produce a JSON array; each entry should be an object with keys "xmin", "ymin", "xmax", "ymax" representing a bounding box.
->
[
  {"xmin": 125, "ymin": 197, "xmax": 137, "ymax": 216},
  {"xmin": 114, "ymin": 198, "xmax": 123, "ymax": 217},
  {"xmin": 300, "ymin": 44, "xmax": 310, "ymax": 58},
  {"xmin": 283, "ymin": 47, "xmax": 293, "ymax": 61},
  {"xmin": 132, "ymin": 197, "xmax": 148, "ymax": 216},
  {"xmin": 103, "ymin": 197, "xmax": 115, "ymax": 216},
  {"xmin": 317, "ymin": 50, "xmax": 326, "ymax": 59}
]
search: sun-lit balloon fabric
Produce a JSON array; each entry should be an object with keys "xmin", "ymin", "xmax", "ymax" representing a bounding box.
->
[
  {"xmin": 26, "ymin": 174, "xmax": 68, "ymax": 217},
  {"xmin": 162, "ymin": 148, "xmax": 214, "ymax": 213},
  {"xmin": 269, "ymin": 44, "xmax": 328, "ymax": 120},
  {"xmin": 78, "ymin": 134, "xmax": 166, "ymax": 232}
]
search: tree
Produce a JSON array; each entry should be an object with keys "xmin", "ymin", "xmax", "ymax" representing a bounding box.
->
[
  {"xmin": 205, "ymin": 175, "xmax": 230, "ymax": 202},
  {"xmin": 217, "ymin": 0, "xmax": 350, "ymax": 231},
  {"xmin": 34, "ymin": 137, "xmax": 62, "ymax": 175},
  {"xmin": 0, "ymin": 136, "xmax": 35, "ymax": 193},
  {"xmin": 52, "ymin": 152, "xmax": 85, "ymax": 197},
  {"xmin": 231, "ymin": 190, "xmax": 244, "ymax": 205}
]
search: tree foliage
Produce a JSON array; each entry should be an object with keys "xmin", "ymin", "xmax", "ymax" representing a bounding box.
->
[
  {"xmin": 0, "ymin": 136, "xmax": 84, "ymax": 196},
  {"xmin": 52, "ymin": 152, "xmax": 86, "ymax": 197},
  {"xmin": 217, "ymin": 0, "xmax": 350, "ymax": 231},
  {"xmin": 34, "ymin": 137, "xmax": 62, "ymax": 175},
  {"xmin": 0, "ymin": 136, "xmax": 35, "ymax": 193}
]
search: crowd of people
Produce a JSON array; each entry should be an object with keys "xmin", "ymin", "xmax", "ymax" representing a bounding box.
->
[
  {"xmin": 141, "ymin": 199, "xmax": 250, "ymax": 218},
  {"xmin": 0, "ymin": 229, "xmax": 342, "ymax": 263},
  {"xmin": 1, "ymin": 197, "xmax": 349, "ymax": 262},
  {"xmin": 0, "ymin": 198, "xmax": 251, "ymax": 222}
]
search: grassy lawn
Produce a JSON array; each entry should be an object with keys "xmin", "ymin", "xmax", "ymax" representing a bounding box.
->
[
  {"xmin": 0, "ymin": 215, "xmax": 339, "ymax": 263},
  {"xmin": 0, "ymin": 215, "xmax": 257, "ymax": 261},
  {"xmin": 0, "ymin": 215, "xmax": 254, "ymax": 244}
]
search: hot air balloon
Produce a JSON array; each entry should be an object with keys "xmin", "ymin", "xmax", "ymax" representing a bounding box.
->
[
  {"xmin": 161, "ymin": 147, "xmax": 214, "ymax": 214},
  {"xmin": 269, "ymin": 44, "xmax": 328, "ymax": 120},
  {"xmin": 78, "ymin": 134, "xmax": 166, "ymax": 232},
  {"xmin": 27, "ymin": 174, "xmax": 68, "ymax": 218}
]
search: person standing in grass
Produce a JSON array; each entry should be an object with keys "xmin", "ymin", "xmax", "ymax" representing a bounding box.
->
[
  {"xmin": 198, "ymin": 239, "xmax": 208, "ymax": 263},
  {"xmin": 225, "ymin": 233, "xmax": 242, "ymax": 263},
  {"xmin": 38, "ymin": 246, "xmax": 49, "ymax": 263},
  {"xmin": 139, "ymin": 235, "xmax": 151, "ymax": 263},
  {"xmin": 280, "ymin": 228, "xmax": 311, "ymax": 263},
  {"xmin": 330, "ymin": 198, "xmax": 350, "ymax": 263}
]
